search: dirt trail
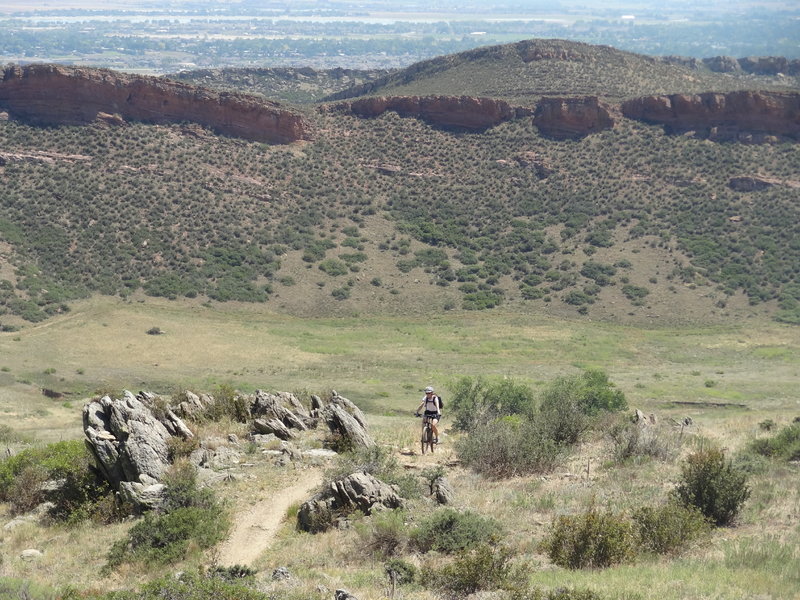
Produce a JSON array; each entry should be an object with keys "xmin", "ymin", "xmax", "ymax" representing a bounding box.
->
[{"xmin": 217, "ymin": 469, "xmax": 322, "ymax": 566}]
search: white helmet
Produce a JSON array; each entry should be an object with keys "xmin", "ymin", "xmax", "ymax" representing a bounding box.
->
[{"xmin": 424, "ymin": 386, "xmax": 434, "ymax": 393}]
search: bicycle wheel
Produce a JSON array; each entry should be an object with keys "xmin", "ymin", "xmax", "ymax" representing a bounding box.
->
[{"xmin": 422, "ymin": 424, "xmax": 434, "ymax": 454}]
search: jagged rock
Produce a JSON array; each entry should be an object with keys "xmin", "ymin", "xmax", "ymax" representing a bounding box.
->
[
  {"xmin": 533, "ymin": 96, "xmax": 615, "ymax": 139},
  {"xmin": 703, "ymin": 56, "xmax": 742, "ymax": 73},
  {"xmin": 0, "ymin": 64, "xmax": 312, "ymax": 144},
  {"xmin": 328, "ymin": 391, "xmax": 368, "ymax": 430},
  {"xmin": 119, "ymin": 481, "xmax": 166, "ymax": 510},
  {"xmin": 251, "ymin": 390, "xmax": 309, "ymax": 431},
  {"xmin": 432, "ymin": 477, "xmax": 455, "ymax": 505},
  {"xmin": 175, "ymin": 390, "xmax": 215, "ymax": 420},
  {"xmin": 513, "ymin": 151, "xmax": 553, "ymax": 179},
  {"xmin": 249, "ymin": 433, "xmax": 279, "ymax": 445},
  {"xmin": 621, "ymin": 91, "xmax": 800, "ymax": 142},
  {"xmin": 189, "ymin": 445, "xmax": 242, "ymax": 469},
  {"xmin": 322, "ymin": 403, "xmax": 375, "ymax": 449},
  {"xmin": 83, "ymin": 390, "xmax": 194, "ymax": 509},
  {"xmin": 297, "ymin": 471, "xmax": 403, "ymax": 532},
  {"xmin": 272, "ymin": 566, "xmax": 291, "ymax": 580},
  {"xmin": 253, "ymin": 417, "xmax": 296, "ymax": 441},
  {"xmin": 335, "ymin": 590, "xmax": 358, "ymax": 600}
]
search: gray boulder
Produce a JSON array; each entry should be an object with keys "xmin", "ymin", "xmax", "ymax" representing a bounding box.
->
[
  {"xmin": 322, "ymin": 403, "xmax": 375, "ymax": 450},
  {"xmin": 83, "ymin": 390, "xmax": 194, "ymax": 509},
  {"xmin": 335, "ymin": 590, "xmax": 358, "ymax": 600},
  {"xmin": 253, "ymin": 417, "xmax": 296, "ymax": 441},
  {"xmin": 432, "ymin": 477, "xmax": 455, "ymax": 505},
  {"xmin": 297, "ymin": 471, "xmax": 403, "ymax": 532}
]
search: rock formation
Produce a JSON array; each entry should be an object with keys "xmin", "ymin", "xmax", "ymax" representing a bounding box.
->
[
  {"xmin": 0, "ymin": 64, "xmax": 312, "ymax": 144},
  {"xmin": 329, "ymin": 95, "xmax": 531, "ymax": 131},
  {"xmin": 533, "ymin": 96, "xmax": 615, "ymax": 139},
  {"xmin": 297, "ymin": 471, "xmax": 403, "ymax": 532},
  {"xmin": 621, "ymin": 91, "xmax": 800, "ymax": 142},
  {"xmin": 83, "ymin": 390, "xmax": 194, "ymax": 509}
]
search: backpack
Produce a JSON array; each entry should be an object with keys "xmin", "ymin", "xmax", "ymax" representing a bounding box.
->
[{"xmin": 436, "ymin": 394, "xmax": 443, "ymax": 409}]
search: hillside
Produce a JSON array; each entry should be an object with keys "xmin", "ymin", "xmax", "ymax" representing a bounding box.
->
[
  {"xmin": 322, "ymin": 39, "xmax": 800, "ymax": 103},
  {"xmin": 0, "ymin": 39, "xmax": 799, "ymax": 329}
]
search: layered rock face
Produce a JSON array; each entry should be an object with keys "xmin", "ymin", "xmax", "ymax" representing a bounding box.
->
[
  {"xmin": 533, "ymin": 96, "xmax": 615, "ymax": 139},
  {"xmin": 621, "ymin": 91, "xmax": 800, "ymax": 142},
  {"xmin": 332, "ymin": 95, "xmax": 530, "ymax": 131},
  {"xmin": 0, "ymin": 64, "xmax": 311, "ymax": 143}
]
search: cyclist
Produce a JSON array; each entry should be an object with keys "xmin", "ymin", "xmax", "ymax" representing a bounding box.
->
[{"xmin": 415, "ymin": 386, "xmax": 442, "ymax": 444}]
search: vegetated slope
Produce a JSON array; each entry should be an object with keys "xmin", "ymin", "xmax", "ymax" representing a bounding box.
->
[
  {"xmin": 169, "ymin": 67, "xmax": 390, "ymax": 104},
  {"xmin": 323, "ymin": 38, "xmax": 800, "ymax": 103},
  {"xmin": 0, "ymin": 107, "xmax": 798, "ymax": 326},
  {"xmin": 0, "ymin": 40, "xmax": 799, "ymax": 327}
]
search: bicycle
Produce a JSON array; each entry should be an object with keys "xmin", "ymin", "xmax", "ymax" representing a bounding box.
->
[{"xmin": 416, "ymin": 412, "xmax": 435, "ymax": 454}]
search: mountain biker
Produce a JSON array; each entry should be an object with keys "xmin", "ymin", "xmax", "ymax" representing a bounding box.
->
[{"xmin": 415, "ymin": 386, "xmax": 441, "ymax": 444}]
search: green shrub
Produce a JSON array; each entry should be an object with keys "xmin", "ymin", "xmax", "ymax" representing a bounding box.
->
[
  {"xmin": 385, "ymin": 557, "xmax": 417, "ymax": 585},
  {"xmin": 425, "ymin": 543, "xmax": 515, "ymax": 599},
  {"xmin": 355, "ymin": 509, "xmax": 410, "ymax": 558},
  {"xmin": 456, "ymin": 417, "xmax": 563, "ymax": 478},
  {"xmin": 85, "ymin": 573, "xmax": 268, "ymax": 600},
  {"xmin": 607, "ymin": 420, "xmax": 682, "ymax": 463},
  {"xmin": 448, "ymin": 376, "xmax": 536, "ymax": 433},
  {"xmin": 411, "ymin": 508, "xmax": 502, "ymax": 554},
  {"xmin": 162, "ymin": 460, "xmax": 217, "ymax": 512},
  {"xmin": 0, "ymin": 440, "xmax": 112, "ymax": 522},
  {"xmin": 673, "ymin": 448, "xmax": 750, "ymax": 527},
  {"xmin": 318, "ymin": 258, "xmax": 349, "ymax": 276},
  {"xmin": 746, "ymin": 422, "xmax": 800, "ymax": 461},
  {"xmin": 105, "ymin": 506, "xmax": 230, "ymax": 569},
  {"xmin": 633, "ymin": 502, "xmax": 711, "ymax": 554},
  {"xmin": 201, "ymin": 384, "xmax": 249, "ymax": 423},
  {"xmin": 544, "ymin": 508, "xmax": 636, "ymax": 569}
]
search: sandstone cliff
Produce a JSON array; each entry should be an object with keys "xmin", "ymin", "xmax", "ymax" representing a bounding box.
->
[
  {"xmin": 330, "ymin": 95, "xmax": 531, "ymax": 131},
  {"xmin": 0, "ymin": 64, "xmax": 311, "ymax": 144},
  {"xmin": 533, "ymin": 96, "xmax": 615, "ymax": 139},
  {"xmin": 621, "ymin": 91, "xmax": 800, "ymax": 142}
]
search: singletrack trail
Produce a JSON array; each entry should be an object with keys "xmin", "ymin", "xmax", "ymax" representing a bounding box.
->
[{"xmin": 217, "ymin": 469, "xmax": 322, "ymax": 566}]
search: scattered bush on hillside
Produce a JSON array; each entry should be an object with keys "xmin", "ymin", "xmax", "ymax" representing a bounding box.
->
[
  {"xmin": 355, "ymin": 508, "xmax": 409, "ymax": 558},
  {"xmin": 66, "ymin": 573, "xmax": 268, "ymax": 600},
  {"xmin": 543, "ymin": 508, "xmax": 636, "ymax": 569},
  {"xmin": 201, "ymin": 384, "xmax": 250, "ymax": 423},
  {"xmin": 456, "ymin": 416, "xmax": 563, "ymax": 477},
  {"xmin": 448, "ymin": 376, "xmax": 536, "ymax": 433},
  {"xmin": 411, "ymin": 508, "xmax": 502, "ymax": 554},
  {"xmin": 423, "ymin": 543, "xmax": 516, "ymax": 600},
  {"xmin": 385, "ymin": 558, "xmax": 417, "ymax": 586},
  {"xmin": 105, "ymin": 462, "xmax": 229, "ymax": 571},
  {"xmin": 672, "ymin": 447, "xmax": 750, "ymax": 527},
  {"xmin": 745, "ymin": 421, "xmax": 800, "ymax": 461},
  {"xmin": 607, "ymin": 418, "xmax": 682, "ymax": 463},
  {"xmin": 0, "ymin": 440, "xmax": 115, "ymax": 523},
  {"xmin": 633, "ymin": 502, "xmax": 711, "ymax": 555}
]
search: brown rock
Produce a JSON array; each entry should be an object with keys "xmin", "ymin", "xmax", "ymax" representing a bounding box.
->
[
  {"xmin": 533, "ymin": 96, "xmax": 615, "ymax": 139},
  {"xmin": 728, "ymin": 176, "xmax": 778, "ymax": 191},
  {"xmin": 0, "ymin": 64, "xmax": 311, "ymax": 144},
  {"xmin": 621, "ymin": 91, "xmax": 800, "ymax": 142}
]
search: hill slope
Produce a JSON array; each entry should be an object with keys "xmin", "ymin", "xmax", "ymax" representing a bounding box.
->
[
  {"xmin": 0, "ymin": 38, "xmax": 799, "ymax": 327},
  {"xmin": 323, "ymin": 39, "xmax": 800, "ymax": 103}
]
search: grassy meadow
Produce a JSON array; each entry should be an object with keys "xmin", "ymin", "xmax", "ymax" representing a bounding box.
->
[{"xmin": 1, "ymin": 296, "xmax": 799, "ymax": 599}]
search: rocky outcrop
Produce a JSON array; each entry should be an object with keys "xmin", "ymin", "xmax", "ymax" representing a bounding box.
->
[
  {"xmin": 533, "ymin": 96, "xmax": 615, "ymax": 139},
  {"xmin": 318, "ymin": 391, "xmax": 374, "ymax": 449},
  {"xmin": 621, "ymin": 91, "xmax": 800, "ymax": 142},
  {"xmin": 297, "ymin": 471, "xmax": 403, "ymax": 532},
  {"xmin": 728, "ymin": 176, "xmax": 781, "ymax": 191},
  {"xmin": 83, "ymin": 390, "xmax": 194, "ymax": 509},
  {"xmin": 0, "ymin": 64, "xmax": 311, "ymax": 144},
  {"xmin": 329, "ymin": 95, "xmax": 531, "ymax": 131}
]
